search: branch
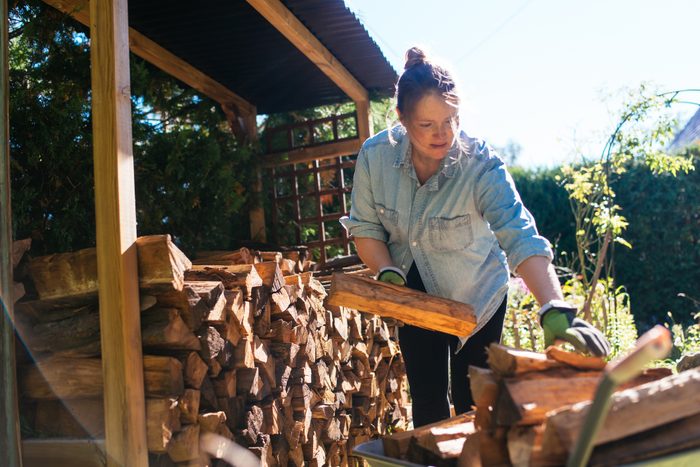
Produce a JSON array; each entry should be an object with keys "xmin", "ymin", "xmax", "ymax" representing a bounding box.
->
[{"xmin": 582, "ymin": 229, "xmax": 612, "ymax": 321}]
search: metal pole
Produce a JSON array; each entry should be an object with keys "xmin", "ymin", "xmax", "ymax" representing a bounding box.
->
[{"xmin": 0, "ymin": 0, "xmax": 24, "ymax": 462}]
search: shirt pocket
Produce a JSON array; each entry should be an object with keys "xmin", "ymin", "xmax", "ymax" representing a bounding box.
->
[
  {"xmin": 376, "ymin": 203, "xmax": 401, "ymax": 243},
  {"xmin": 428, "ymin": 214, "xmax": 474, "ymax": 252}
]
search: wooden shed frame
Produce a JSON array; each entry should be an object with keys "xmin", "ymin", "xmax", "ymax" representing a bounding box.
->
[{"xmin": 0, "ymin": 1, "xmax": 381, "ymax": 465}]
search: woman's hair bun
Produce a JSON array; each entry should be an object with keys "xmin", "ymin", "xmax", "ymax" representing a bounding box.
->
[{"xmin": 404, "ymin": 47, "xmax": 427, "ymax": 70}]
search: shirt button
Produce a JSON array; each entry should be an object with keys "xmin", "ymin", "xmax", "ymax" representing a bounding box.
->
[
  {"xmin": 411, "ymin": 241, "xmax": 417, "ymax": 247},
  {"xmin": 379, "ymin": 208, "xmax": 385, "ymax": 214},
  {"xmin": 401, "ymin": 264, "xmax": 406, "ymax": 269}
]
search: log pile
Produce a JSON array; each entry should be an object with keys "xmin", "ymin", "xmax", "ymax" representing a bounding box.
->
[
  {"xmin": 15, "ymin": 235, "xmax": 409, "ymax": 466},
  {"xmin": 381, "ymin": 344, "xmax": 680, "ymax": 466}
]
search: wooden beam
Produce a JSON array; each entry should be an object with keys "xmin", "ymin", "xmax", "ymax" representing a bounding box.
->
[
  {"xmin": 89, "ymin": 0, "xmax": 148, "ymax": 465},
  {"xmin": 261, "ymin": 138, "xmax": 361, "ymax": 168},
  {"xmin": 246, "ymin": 0, "xmax": 368, "ymax": 103},
  {"xmin": 0, "ymin": 0, "xmax": 22, "ymax": 463},
  {"xmin": 42, "ymin": 0, "xmax": 256, "ymax": 115}
]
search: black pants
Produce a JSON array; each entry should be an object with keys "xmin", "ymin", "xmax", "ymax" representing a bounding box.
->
[{"xmin": 398, "ymin": 263, "xmax": 507, "ymax": 427}]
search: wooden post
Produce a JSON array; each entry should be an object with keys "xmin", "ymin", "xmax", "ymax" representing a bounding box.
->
[
  {"xmin": 356, "ymin": 100, "xmax": 373, "ymax": 142},
  {"xmin": 244, "ymin": 112, "xmax": 267, "ymax": 243},
  {"xmin": 0, "ymin": 0, "xmax": 22, "ymax": 464},
  {"xmin": 90, "ymin": 0, "xmax": 148, "ymax": 465}
]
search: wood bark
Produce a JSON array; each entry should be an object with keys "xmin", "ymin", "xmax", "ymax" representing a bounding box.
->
[
  {"xmin": 541, "ymin": 368, "xmax": 700, "ymax": 462},
  {"xmin": 328, "ymin": 273, "xmax": 476, "ymax": 336}
]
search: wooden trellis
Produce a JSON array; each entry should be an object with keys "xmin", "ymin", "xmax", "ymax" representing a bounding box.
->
[{"xmin": 263, "ymin": 112, "xmax": 361, "ymax": 264}]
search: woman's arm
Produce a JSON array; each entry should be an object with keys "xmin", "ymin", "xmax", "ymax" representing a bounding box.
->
[
  {"xmin": 354, "ymin": 237, "xmax": 394, "ymax": 274},
  {"xmin": 515, "ymin": 255, "xmax": 563, "ymax": 305}
]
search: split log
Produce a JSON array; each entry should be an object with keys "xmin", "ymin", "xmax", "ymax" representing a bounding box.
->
[
  {"xmin": 136, "ymin": 234, "xmax": 191, "ymax": 292},
  {"xmin": 196, "ymin": 326, "xmax": 225, "ymax": 363},
  {"xmin": 33, "ymin": 398, "xmax": 104, "ymax": 438},
  {"xmin": 20, "ymin": 356, "xmax": 103, "ymax": 399},
  {"xmin": 178, "ymin": 389, "xmax": 200, "ymax": 424},
  {"xmin": 468, "ymin": 366, "xmax": 498, "ymax": 408},
  {"xmin": 180, "ymin": 351, "xmax": 208, "ymax": 389},
  {"xmin": 212, "ymin": 371, "xmax": 237, "ymax": 398},
  {"xmin": 166, "ymin": 424, "xmax": 200, "ymax": 462},
  {"xmin": 253, "ymin": 336, "xmax": 276, "ymax": 389},
  {"xmin": 21, "ymin": 356, "xmax": 185, "ymax": 399},
  {"xmin": 141, "ymin": 308, "xmax": 201, "ymax": 350},
  {"xmin": 328, "ymin": 273, "xmax": 476, "ymax": 336},
  {"xmin": 193, "ymin": 247, "xmax": 255, "ymax": 265},
  {"xmin": 507, "ymin": 425, "xmax": 543, "ymax": 467},
  {"xmin": 27, "ymin": 247, "xmax": 98, "ymax": 301},
  {"xmin": 589, "ymin": 411, "xmax": 700, "ymax": 466},
  {"xmin": 237, "ymin": 367, "xmax": 265, "ymax": 401},
  {"xmin": 23, "ymin": 304, "xmax": 101, "ymax": 356},
  {"xmin": 487, "ymin": 343, "xmax": 564, "ymax": 376},
  {"xmin": 143, "ymin": 355, "xmax": 184, "ymax": 397},
  {"xmin": 186, "ymin": 264, "xmax": 262, "ymax": 298},
  {"xmin": 382, "ymin": 412, "xmax": 474, "ymax": 460},
  {"xmin": 154, "ymin": 284, "xmax": 206, "ymax": 330},
  {"xmin": 146, "ymin": 398, "xmax": 180, "ymax": 453},
  {"xmin": 497, "ymin": 367, "xmax": 672, "ymax": 426},
  {"xmin": 414, "ymin": 420, "xmax": 477, "ymax": 462},
  {"xmin": 234, "ymin": 338, "xmax": 255, "ymax": 369},
  {"xmin": 545, "ymin": 345, "xmax": 606, "ymax": 371},
  {"xmin": 541, "ymin": 368, "xmax": 700, "ymax": 464},
  {"xmin": 198, "ymin": 411, "xmax": 227, "ymax": 434}
]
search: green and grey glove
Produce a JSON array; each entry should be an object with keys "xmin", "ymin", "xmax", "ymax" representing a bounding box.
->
[
  {"xmin": 539, "ymin": 300, "xmax": 611, "ymax": 357},
  {"xmin": 376, "ymin": 266, "xmax": 407, "ymax": 286},
  {"xmin": 376, "ymin": 266, "xmax": 407, "ymax": 327}
]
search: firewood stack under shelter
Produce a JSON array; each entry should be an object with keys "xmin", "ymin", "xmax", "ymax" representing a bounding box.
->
[{"xmin": 13, "ymin": 235, "xmax": 410, "ymax": 466}]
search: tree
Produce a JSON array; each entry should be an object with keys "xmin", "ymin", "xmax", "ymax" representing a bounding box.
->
[{"xmin": 10, "ymin": 0, "xmax": 256, "ymax": 256}]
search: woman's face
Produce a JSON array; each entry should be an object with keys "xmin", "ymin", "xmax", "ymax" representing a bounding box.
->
[{"xmin": 400, "ymin": 92, "xmax": 459, "ymax": 162}]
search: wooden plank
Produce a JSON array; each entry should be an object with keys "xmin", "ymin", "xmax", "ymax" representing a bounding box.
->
[
  {"xmin": 246, "ymin": 0, "xmax": 368, "ymax": 103},
  {"xmin": 261, "ymin": 138, "xmax": 361, "ymax": 168},
  {"xmin": 0, "ymin": 0, "xmax": 21, "ymax": 461},
  {"xmin": 41, "ymin": 0, "xmax": 255, "ymax": 115},
  {"xmin": 22, "ymin": 439, "xmax": 106, "ymax": 467},
  {"xmin": 327, "ymin": 273, "xmax": 476, "ymax": 336},
  {"xmin": 89, "ymin": 0, "xmax": 147, "ymax": 464}
]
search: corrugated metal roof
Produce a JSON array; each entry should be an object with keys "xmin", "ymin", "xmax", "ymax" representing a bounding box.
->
[
  {"xmin": 126, "ymin": 0, "xmax": 397, "ymax": 114},
  {"xmin": 670, "ymin": 108, "xmax": 700, "ymax": 151}
]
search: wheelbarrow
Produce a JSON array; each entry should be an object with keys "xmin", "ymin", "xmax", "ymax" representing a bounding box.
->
[{"xmin": 354, "ymin": 325, "xmax": 700, "ymax": 466}]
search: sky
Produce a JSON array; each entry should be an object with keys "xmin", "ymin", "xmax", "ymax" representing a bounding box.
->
[{"xmin": 345, "ymin": 0, "xmax": 700, "ymax": 168}]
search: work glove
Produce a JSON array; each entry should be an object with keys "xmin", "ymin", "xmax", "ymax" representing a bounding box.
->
[
  {"xmin": 539, "ymin": 300, "xmax": 611, "ymax": 357},
  {"xmin": 376, "ymin": 266, "xmax": 407, "ymax": 286},
  {"xmin": 376, "ymin": 266, "xmax": 406, "ymax": 328}
]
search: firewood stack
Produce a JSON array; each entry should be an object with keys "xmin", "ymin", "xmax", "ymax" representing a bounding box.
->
[
  {"xmin": 382, "ymin": 343, "xmax": 685, "ymax": 466},
  {"xmin": 14, "ymin": 235, "xmax": 409, "ymax": 466}
]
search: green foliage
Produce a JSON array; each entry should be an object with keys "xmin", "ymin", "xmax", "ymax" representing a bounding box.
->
[
  {"xmin": 9, "ymin": 3, "xmax": 94, "ymax": 253},
  {"xmin": 503, "ymin": 276, "xmax": 638, "ymax": 360},
  {"xmin": 10, "ymin": 1, "xmax": 256, "ymax": 256},
  {"xmin": 612, "ymin": 153, "xmax": 700, "ymax": 328},
  {"xmin": 510, "ymin": 166, "xmax": 576, "ymax": 259},
  {"xmin": 559, "ymin": 85, "xmax": 694, "ymax": 290}
]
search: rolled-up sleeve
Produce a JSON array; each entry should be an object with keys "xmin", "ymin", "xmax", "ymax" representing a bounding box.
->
[
  {"xmin": 475, "ymin": 155, "xmax": 553, "ymax": 272},
  {"xmin": 339, "ymin": 147, "xmax": 388, "ymax": 242}
]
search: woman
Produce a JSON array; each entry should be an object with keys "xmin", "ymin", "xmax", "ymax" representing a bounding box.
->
[{"xmin": 340, "ymin": 47, "xmax": 609, "ymax": 427}]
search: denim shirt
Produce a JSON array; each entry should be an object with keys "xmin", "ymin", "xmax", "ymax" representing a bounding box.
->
[{"xmin": 340, "ymin": 126, "xmax": 553, "ymax": 346}]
